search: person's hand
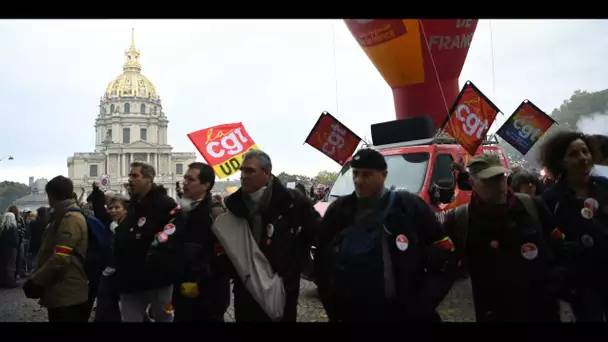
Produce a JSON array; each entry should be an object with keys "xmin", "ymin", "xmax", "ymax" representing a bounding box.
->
[
  {"xmin": 23, "ymin": 279, "xmax": 43, "ymax": 299},
  {"xmin": 180, "ymin": 282, "xmax": 200, "ymax": 298}
]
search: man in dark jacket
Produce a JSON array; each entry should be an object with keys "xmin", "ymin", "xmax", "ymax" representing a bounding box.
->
[
  {"xmin": 113, "ymin": 161, "xmax": 184, "ymax": 322},
  {"xmin": 173, "ymin": 162, "xmax": 230, "ymax": 322},
  {"xmin": 28, "ymin": 207, "xmax": 49, "ymax": 271},
  {"xmin": 87, "ymin": 183, "xmax": 112, "ymax": 228},
  {"xmin": 443, "ymin": 153, "xmax": 565, "ymax": 322},
  {"xmin": 215, "ymin": 150, "xmax": 321, "ymax": 322},
  {"xmin": 315, "ymin": 149, "xmax": 458, "ymax": 322}
]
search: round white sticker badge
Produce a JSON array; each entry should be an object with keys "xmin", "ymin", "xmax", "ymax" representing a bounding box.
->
[
  {"xmin": 395, "ymin": 234, "xmax": 409, "ymax": 252},
  {"xmin": 521, "ymin": 243, "xmax": 539, "ymax": 260},
  {"xmin": 584, "ymin": 198, "xmax": 599, "ymax": 213},
  {"xmin": 138, "ymin": 217, "xmax": 147, "ymax": 227},
  {"xmin": 157, "ymin": 232, "xmax": 169, "ymax": 243},
  {"xmin": 163, "ymin": 223, "xmax": 176, "ymax": 235},
  {"xmin": 581, "ymin": 207, "xmax": 594, "ymax": 220}
]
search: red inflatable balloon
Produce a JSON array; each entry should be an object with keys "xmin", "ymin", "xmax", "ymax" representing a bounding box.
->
[{"xmin": 344, "ymin": 19, "xmax": 478, "ymax": 129}]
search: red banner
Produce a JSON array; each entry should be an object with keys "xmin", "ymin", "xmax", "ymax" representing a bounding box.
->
[
  {"xmin": 442, "ymin": 81, "xmax": 501, "ymax": 155},
  {"xmin": 304, "ymin": 112, "xmax": 362, "ymax": 165},
  {"xmin": 187, "ymin": 122, "xmax": 259, "ymax": 179}
]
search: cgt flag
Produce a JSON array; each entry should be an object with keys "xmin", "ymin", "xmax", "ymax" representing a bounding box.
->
[
  {"xmin": 442, "ymin": 81, "xmax": 501, "ymax": 156},
  {"xmin": 304, "ymin": 112, "xmax": 362, "ymax": 165},
  {"xmin": 187, "ymin": 122, "xmax": 260, "ymax": 179},
  {"xmin": 496, "ymin": 100, "xmax": 556, "ymax": 156}
]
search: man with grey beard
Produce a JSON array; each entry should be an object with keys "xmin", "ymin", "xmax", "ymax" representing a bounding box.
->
[{"xmin": 212, "ymin": 149, "xmax": 321, "ymax": 322}]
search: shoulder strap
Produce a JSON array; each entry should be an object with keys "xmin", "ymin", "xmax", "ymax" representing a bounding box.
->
[
  {"xmin": 381, "ymin": 188, "xmax": 404, "ymax": 300},
  {"xmin": 450, "ymin": 204, "xmax": 470, "ymax": 254},
  {"xmin": 454, "ymin": 204, "xmax": 469, "ymax": 231},
  {"xmin": 514, "ymin": 193, "xmax": 541, "ymax": 228},
  {"xmin": 383, "ymin": 190, "xmax": 398, "ymax": 220}
]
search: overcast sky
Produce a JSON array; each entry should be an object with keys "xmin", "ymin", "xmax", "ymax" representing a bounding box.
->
[{"xmin": 0, "ymin": 19, "xmax": 607, "ymax": 184}]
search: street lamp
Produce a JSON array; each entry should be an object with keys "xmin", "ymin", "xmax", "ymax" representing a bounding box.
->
[
  {"xmin": 102, "ymin": 132, "xmax": 113, "ymax": 181},
  {"xmin": 0, "ymin": 155, "xmax": 14, "ymax": 162}
]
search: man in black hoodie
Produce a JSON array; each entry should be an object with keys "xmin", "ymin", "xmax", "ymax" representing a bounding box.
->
[
  {"xmin": 113, "ymin": 161, "xmax": 184, "ymax": 322},
  {"xmin": 173, "ymin": 162, "xmax": 230, "ymax": 322}
]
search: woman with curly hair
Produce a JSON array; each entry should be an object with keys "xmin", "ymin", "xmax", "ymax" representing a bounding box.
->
[{"xmin": 538, "ymin": 130, "xmax": 608, "ymax": 322}]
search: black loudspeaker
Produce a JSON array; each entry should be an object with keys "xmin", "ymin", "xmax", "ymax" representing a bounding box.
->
[{"xmin": 371, "ymin": 116, "xmax": 436, "ymax": 147}]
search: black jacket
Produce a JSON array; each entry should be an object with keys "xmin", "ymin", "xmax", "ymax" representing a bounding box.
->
[
  {"xmin": 541, "ymin": 176, "xmax": 608, "ymax": 289},
  {"xmin": 175, "ymin": 195, "xmax": 230, "ymax": 318},
  {"xmin": 444, "ymin": 196, "xmax": 563, "ymax": 322},
  {"xmin": 222, "ymin": 177, "xmax": 321, "ymax": 322},
  {"xmin": 316, "ymin": 190, "xmax": 458, "ymax": 322},
  {"xmin": 29, "ymin": 219, "xmax": 48, "ymax": 253},
  {"xmin": 113, "ymin": 185, "xmax": 184, "ymax": 293},
  {"xmin": 87, "ymin": 186, "xmax": 111, "ymax": 227},
  {"xmin": 0, "ymin": 224, "xmax": 19, "ymax": 249}
]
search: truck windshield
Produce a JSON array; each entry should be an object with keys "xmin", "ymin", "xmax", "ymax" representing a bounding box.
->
[{"xmin": 328, "ymin": 152, "xmax": 430, "ymax": 199}]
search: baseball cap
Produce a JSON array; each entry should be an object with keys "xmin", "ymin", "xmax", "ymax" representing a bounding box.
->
[
  {"xmin": 467, "ymin": 153, "xmax": 510, "ymax": 179},
  {"xmin": 351, "ymin": 149, "xmax": 387, "ymax": 171}
]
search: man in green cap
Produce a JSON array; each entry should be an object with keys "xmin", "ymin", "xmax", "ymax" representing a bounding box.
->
[{"xmin": 443, "ymin": 152, "xmax": 567, "ymax": 322}]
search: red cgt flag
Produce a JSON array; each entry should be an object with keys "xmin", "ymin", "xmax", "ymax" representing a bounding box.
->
[
  {"xmin": 304, "ymin": 112, "xmax": 362, "ymax": 165},
  {"xmin": 441, "ymin": 81, "xmax": 501, "ymax": 155}
]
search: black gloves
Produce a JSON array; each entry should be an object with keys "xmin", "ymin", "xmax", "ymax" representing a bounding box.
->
[{"xmin": 23, "ymin": 279, "xmax": 43, "ymax": 299}]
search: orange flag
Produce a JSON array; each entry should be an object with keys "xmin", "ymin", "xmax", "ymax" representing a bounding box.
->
[{"xmin": 442, "ymin": 81, "xmax": 501, "ymax": 155}]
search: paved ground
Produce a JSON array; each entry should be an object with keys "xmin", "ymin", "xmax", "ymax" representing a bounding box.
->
[
  {"xmin": 0, "ymin": 277, "xmax": 478, "ymax": 322},
  {"xmin": 1, "ymin": 277, "xmax": 575, "ymax": 322}
]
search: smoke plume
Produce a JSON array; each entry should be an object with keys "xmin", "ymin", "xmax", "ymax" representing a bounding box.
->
[{"xmin": 576, "ymin": 112, "xmax": 608, "ymax": 136}]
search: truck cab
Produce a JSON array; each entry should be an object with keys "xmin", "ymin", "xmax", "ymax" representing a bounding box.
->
[{"xmin": 314, "ymin": 134, "xmax": 508, "ymax": 221}]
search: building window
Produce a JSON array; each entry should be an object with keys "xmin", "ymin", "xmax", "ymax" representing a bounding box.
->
[
  {"xmin": 124, "ymin": 103, "xmax": 130, "ymax": 114},
  {"xmin": 176, "ymin": 163, "xmax": 183, "ymax": 175},
  {"xmin": 107, "ymin": 129, "xmax": 112, "ymax": 140},
  {"xmin": 153, "ymin": 106, "xmax": 157, "ymax": 114},
  {"xmin": 123, "ymin": 127, "xmax": 131, "ymax": 143},
  {"xmin": 110, "ymin": 104, "xmax": 115, "ymax": 113},
  {"xmin": 140, "ymin": 128, "xmax": 147, "ymax": 141},
  {"xmin": 90, "ymin": 165, "xmax": 98, "ymax": 177},
  {"xmin": 140, "ymin": 104, "xmax": 146, "ymax": 114}
]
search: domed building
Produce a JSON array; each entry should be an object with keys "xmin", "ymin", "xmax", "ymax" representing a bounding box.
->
[{"xmin": 67, "ymin": 30, "xmax": 196, "ymax": 198}]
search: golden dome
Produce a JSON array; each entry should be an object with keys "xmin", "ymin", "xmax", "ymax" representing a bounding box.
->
[{"xmin": 103, "ymin": 29, "xmax": 160, "ymax": 102}]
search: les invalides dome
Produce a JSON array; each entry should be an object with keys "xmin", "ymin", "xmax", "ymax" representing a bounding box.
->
[
  {"xmin": 104, "ymin": 29, "xmax": 160, "ymax": 104},
  {"xmin": 67, "ymin": 29, "xmax": 196, "ymax": 199}
]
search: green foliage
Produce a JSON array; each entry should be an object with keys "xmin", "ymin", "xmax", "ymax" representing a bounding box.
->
[
  {"xmin": 276, "ymin": 172, "xmax": 313, "ymax": 185},
  {"xmin": 0, "ymin": 181, "xmax": 30, "ymax": 213},
  {"xmin": 500, "ymin": 88, "xmax": 608, "ymax": 167},
  {"xmin": 314, "ymin": 170, "xmax": 339, "ymax": 185}
]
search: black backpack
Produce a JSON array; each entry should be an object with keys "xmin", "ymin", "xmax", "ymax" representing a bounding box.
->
[{"xmin": 329, "ymin": 190, "xmax": 401, "ymax": 310}]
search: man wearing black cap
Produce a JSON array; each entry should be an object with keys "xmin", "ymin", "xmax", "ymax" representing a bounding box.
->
[
  {"xmin": 314, "ymin": 148, "xmax": 458, "ymax": 322},
  {"xmin": 173, "ymin": 162, "xmax": 230, "ymax": 322},
  {"xmin": 442, "ymin": 153, "xmax": 566, "ymax": 322}
]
